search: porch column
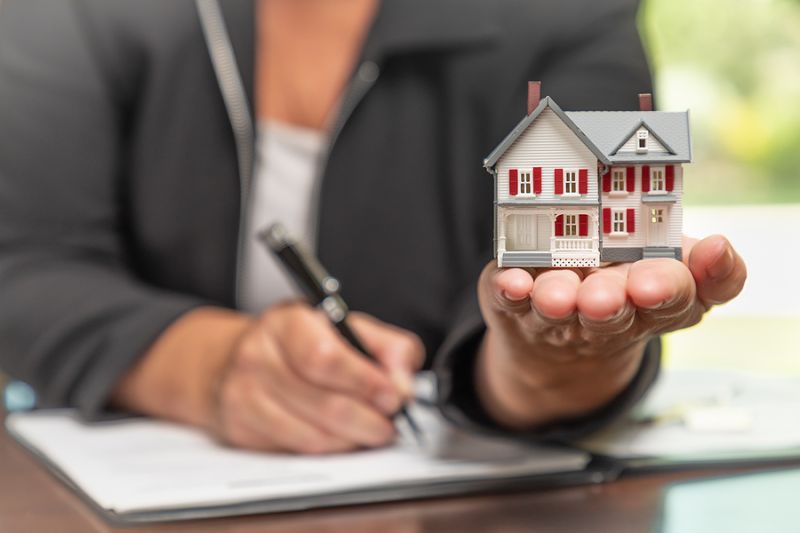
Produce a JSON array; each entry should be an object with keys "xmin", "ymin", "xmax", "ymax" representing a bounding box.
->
[{"xmin": 498, "ymin": 211, "xmax": 508, "ymax": 253}]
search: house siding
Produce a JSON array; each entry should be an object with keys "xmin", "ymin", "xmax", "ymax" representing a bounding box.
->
[
  {"xmin": 496, "ymin": 108, "xmax": 599, "ymax": 204},
  {"xmin": 601, "ymin": 165, "xmax": 683, "ymax": 249},
  {"xmin": 495, "ymin": 107, "xmax": 601, "ymax": 267}
]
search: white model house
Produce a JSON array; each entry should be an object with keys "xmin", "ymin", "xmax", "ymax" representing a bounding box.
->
[{"xmin": 484, "ymin": 82, "xmax": 691, "ymax": 268}]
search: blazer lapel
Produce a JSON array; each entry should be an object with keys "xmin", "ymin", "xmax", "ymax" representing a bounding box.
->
[{"xmin": 217, "ymin": 0, "xmax": 256, "ymax": 122}]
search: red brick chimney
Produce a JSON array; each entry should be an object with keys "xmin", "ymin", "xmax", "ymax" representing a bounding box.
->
[
  {"xmin": 639, "ymin": 93, "xmax": 653, "ymax": 111},
  {"xmin": 528, "ymin": 81, "xmax": 541, "ymax": 115}
]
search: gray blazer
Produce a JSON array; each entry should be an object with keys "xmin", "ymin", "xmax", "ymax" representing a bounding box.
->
[{"xmin": 0, "ymin": 0, "xmax": 659, "ymax": 438}]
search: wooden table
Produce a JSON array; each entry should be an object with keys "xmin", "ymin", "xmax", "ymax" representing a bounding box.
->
[{"xmin": 0, "ymin": 412, "xmax": 776, "ymax": 533}]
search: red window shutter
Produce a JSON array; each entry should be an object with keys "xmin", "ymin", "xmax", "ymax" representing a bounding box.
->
[
  {"xmin": 602, "ymin": 172, "xmax": 611, "ymax": 193},
  {"xmin": 554, "ymin": 168, "xmax": 564, "ymax": 195},
  {"xmin": 579, "ymin": 214, "xmax": 589, "ymax": 236},
  {"xmin": 602, "ymin": 208, "xmax": 611, "ymax": 234},
  {"xmin": 627, "ymin": 208, "xmax": 636, "ymax": 234},
  {"xmin": 509, "ymin": 169, "xmax": 518, "ymax": 196},
  {"xmin": 626, "ymin": 166, "xmax": 635, "ymax": 192},
  {"xmin": 579, "ymin": 169, "xmax": 588, "ymax": 194},
  {"xmin": 554, "ymin": 214, "xmax": 564, "ymax": 236},
  {"xmin": 641, "ymin": 166, "xmax": 650, "ymax": 193},
  {"xmin": 533, "ymin": 167, "xmax": 542, "ymax": 194},
  {"xmin": 666, "ymin": 165, "xmax": 675, "ymax": 192}
]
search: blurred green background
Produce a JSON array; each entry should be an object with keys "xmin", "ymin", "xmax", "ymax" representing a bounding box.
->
[
  {"xmin": 641, "ymin": 0, "xmax": 800, "ymax": 205},
  {"xmin": 640, "ymin": 0, "xmax": 800, "ymax": 375}
]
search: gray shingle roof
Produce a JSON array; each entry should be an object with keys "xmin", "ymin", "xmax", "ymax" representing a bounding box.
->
[
  {"xmin": 483, "ymin": 97, "xmax": 692, "ymax": 170},
  {"xmin": 566, "ymin": 110, "xmax": 692, "ymax": 164}
]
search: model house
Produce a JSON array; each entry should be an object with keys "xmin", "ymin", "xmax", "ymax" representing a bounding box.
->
[{"xmin": 484, "ymin": 82, "xmax": 691, "ymax": 268}]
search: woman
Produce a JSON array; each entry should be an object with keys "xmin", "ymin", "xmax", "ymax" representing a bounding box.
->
[{"xmin": 0, "ymin": 0, "xmax": 746, "ymax": 453}]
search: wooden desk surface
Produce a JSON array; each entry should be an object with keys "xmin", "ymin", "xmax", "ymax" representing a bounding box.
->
[{"xmin": 0, "ymin": 412, "xmax": 774, "ymax": 533}]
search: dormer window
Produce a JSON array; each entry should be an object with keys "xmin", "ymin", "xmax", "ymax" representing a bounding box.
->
[{"xmin": 637, "ymin": 130, "xmax": 649, "ymax": 153}]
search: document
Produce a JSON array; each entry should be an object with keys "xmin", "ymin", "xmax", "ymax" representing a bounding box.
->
[
  {"xmin": 6, "ymin": 402, "xmax": 589, "ymax": 520},
  {"xmin": 10, "ymin": 369, "xmax": 800, "ymax": 523}
]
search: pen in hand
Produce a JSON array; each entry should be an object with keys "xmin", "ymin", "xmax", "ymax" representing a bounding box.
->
[{"xmin": 257, "ymin": 223, "xmax": 424, "ymax": 446}]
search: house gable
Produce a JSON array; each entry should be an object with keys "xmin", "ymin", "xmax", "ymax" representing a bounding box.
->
[
  {"xmin": 484, "ymin": 97, "xmax": 607, "ymax": 170},
  {"xmin": 613, "ymin": 124, "xmax": 672, "ymax": 155},
  {"xmin": 494, "ymin": 107, "xmax": 599, "ymax": 204}
]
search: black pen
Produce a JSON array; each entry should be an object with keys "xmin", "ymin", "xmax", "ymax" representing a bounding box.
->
[{"xmin": 257, "ymin": 222, "xmax": 423, "ymax": 445}]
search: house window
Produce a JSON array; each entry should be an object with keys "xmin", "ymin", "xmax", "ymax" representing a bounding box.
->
[
  {"xmin": 563, "ymin": 214, "xmax": 578, "ymax": 236},
  {"xmin": 650, "ymin": 167, "xmax": 665, "ymax": 192},
  {"xmin": 612, "ymin": 169, "xmax": 626, "ymax": 192},
  {"xmin": 563, "ymin": 171, "xmax": 578, "ymax": 194},
  {"xmin": 518, "ymin": 171, "xmax": 533, "ymax": 195},
  {"xmin": 612, "ymin": 210, "xmax": 626, "ymax": 233},
  {"xmin": 650, "ymin": 208, "xmax": 664, "ymax": 224},
  {"xmin": 637, "ymin": 130, "xmax": 649, "ymax": 152}
]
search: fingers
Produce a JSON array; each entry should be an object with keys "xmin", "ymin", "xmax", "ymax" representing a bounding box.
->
[
  {"xmin": 265, "ymin": 306, "xmax": 403, "ymax": 415},
  {"xmin": 687, "ymin": 235, "xmax": 747, "ymax": 307},
  {"xmin": 576, "ymin": 266, "xmax": 628, "ymax": 321},
  {"xmin": 348, "ymin": 312, "xmax": 425, "ymax": 399},
  {"xmin": 224, "ymin": 386, "xmax": 355, "ymax": 454},
  {"xmin": 531, "ymin": 269, "xmax": 582, "ymax": 319},
  {"xmin": 218, "ymin": 306, "xmax": 402, "ymax": 453},
  {"xmin": 261, "ymin": 343, "xmax": 396, "ymax": 448},
  {"xmin": 479, "ymin": 263, "xmax": 535, "ymax": 316},
  {"xmin": 576, "ymin": 265, "xmax": 636, "ymax": 336},
  {"xmin": 627, "ymin": 257, "xmax": 698, "ymax": 331}
]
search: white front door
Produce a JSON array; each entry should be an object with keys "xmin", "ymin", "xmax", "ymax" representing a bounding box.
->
[
  {"xmin": 647, "ymin": 207, "xmax": 668, "ymax": 246},
  {"xmin": 508, "ymin": 213, "xmax": 537, "ymax": 251}
]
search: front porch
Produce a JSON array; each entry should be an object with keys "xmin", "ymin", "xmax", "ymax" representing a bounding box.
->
[{"xmin": 497, "ymin": 207, "xmax": 600, "ymax": 267}]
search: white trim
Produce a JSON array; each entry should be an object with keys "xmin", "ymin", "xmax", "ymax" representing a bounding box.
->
[
  {"xmin": 516, "ymin": 169, "xmax": 535, "ymax": 197},
  {"xmin": 611, "ymin": 168, "xmax": 627, "ymax": 193},
  {"xmin": 649, "ymin": 166, "xmax": 666, "ymax": 193},
  {"xmin": 563, "ymin": 213, "xmax": 579, "ymax": 237},
  {"xmin": 612, "ymin": 208, "xmax": 627, "ymax": 234},
  {"xmin": 563, "ymin": 169, "xmax": 579, "ymax": 196}
]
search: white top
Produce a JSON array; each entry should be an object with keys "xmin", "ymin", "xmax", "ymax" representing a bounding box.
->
[{"xmin": 239, "ymin": 120, "xmax": 327, "ymax": 314}]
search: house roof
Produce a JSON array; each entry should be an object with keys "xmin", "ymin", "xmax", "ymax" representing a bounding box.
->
[
  {"xmin": 483, "ymin": 97, "xmax": 692, "ymax": 170},
  {"xmin": 566, "ymin": 110, "xmax": 692, "ymax": 164}
]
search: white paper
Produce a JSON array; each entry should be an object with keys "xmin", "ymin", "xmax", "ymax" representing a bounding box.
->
[
  {"xmin": 6, "ymin": 403, "xmax": 588, "ymax": 515},
  {"xmin": 579, "ymin": 370, "xmax": 800, "ymax": 459}
]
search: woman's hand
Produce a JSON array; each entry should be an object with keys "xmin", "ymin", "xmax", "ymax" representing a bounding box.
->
[
  {"xmin": 213, "ymin": 303, "xmax": 424, "ymax": 453},
  {"xmin": 113, "ymin": 303, "xmax": 423, "ymax": 454},
  {"xmin": 475, "ymin": 234, "xmax": 747, "ymax": 429}
]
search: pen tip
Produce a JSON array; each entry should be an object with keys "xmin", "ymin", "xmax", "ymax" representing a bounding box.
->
[{"xmin": 401, "ymin": 410, "xmax": 424, "ymax": 448}]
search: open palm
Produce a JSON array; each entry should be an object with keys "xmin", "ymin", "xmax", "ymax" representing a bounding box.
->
[{"xmin": 475, "ymin": 234, "xmax": 747, "ymax": 429}]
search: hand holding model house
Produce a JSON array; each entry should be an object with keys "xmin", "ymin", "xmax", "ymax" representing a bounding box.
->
[{"xmin": 473, "ymin": 83, "xmax": 747, "ymax": 429}]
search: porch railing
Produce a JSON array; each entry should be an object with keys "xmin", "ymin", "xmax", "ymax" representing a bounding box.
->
[{"xmin": 551, "ymin": 237, "xmax": 598, "ymax": 252}]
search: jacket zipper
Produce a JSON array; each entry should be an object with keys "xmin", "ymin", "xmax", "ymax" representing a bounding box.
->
[{"xmin": 197, "ymin": 0, "xmax": 380, "ymax": 307}]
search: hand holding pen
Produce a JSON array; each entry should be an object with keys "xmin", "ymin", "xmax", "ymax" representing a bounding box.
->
[
  {"xmin": 258, "ymin": 223, "xmax": 425, "ymax": 445},
  {"xmin": 185, "ymin": 225, "xmax": 424, "ymax": 454}
]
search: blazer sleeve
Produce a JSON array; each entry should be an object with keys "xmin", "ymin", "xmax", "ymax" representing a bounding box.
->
[
  {"xmin": 433, "ymin": 0, "xmax": 661, "ymax": 440},
  {"xmin": 0, "ymin": 1, "xmax": 206, "ymax": 417}
]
